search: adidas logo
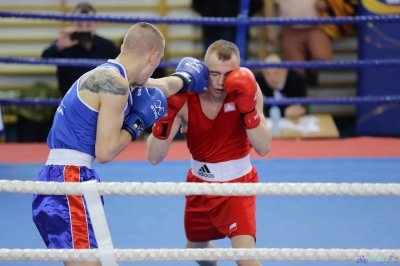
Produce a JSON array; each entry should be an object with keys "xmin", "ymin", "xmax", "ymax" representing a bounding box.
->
[
  {"xmin": 197, "ymin": 164, "xmax": 214, "ymax": 178},
  {"xmin": 224, "ymin": 102, "xmax": 236, "ymax": 113}
]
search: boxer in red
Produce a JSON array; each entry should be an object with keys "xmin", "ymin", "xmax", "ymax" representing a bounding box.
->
[{"xmin": 147, "ymin": 40, "xmax": 272, "ymax": 266}]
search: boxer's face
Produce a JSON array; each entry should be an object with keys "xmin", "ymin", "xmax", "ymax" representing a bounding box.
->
[{"xmin": 205, "ymin": 52, "xmax": 239, "ymax": 98}]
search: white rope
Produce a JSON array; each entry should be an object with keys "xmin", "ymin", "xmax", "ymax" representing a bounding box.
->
[
  {"xmin": 0, "ymin": 180, "xmax": 399, "ymax": 196},
  {"xmin": 0, "ymin": 248, "xmax": 399, "ymax": 262}
]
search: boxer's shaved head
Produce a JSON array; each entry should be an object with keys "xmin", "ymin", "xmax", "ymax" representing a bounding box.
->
[{"xmin": 121, "ymin": 22, "xmax": 165, "ymax": 56}]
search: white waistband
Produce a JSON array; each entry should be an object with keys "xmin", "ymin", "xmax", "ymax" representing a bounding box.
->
[
  {"xmin": 46, "ymin": 149, "xmax": 94, "ymax": 168},
  {"xmin": 191, "ymin": 155, "xmax": 252, "ymax": 182}
]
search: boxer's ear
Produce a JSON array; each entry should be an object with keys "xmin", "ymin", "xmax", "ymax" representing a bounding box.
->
[{"xmin": 149, "ymin": 51, "xmax": 160, "ymax": 65}]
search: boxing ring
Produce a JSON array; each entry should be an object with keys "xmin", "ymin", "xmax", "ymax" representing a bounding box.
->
[{"xmin": 1, "ymin": 3, "xmax": 400, "ymax": 266}]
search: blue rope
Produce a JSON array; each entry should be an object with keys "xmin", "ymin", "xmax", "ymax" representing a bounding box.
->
[
  {"xmin": 1, "ymin": 57, "xmax": 400, "ymax": 69},
  {"xmin": 1, "ymin": 96, "xmax": 399, "ymax": 107},
  {"xmin": 263, "ymin": 95, "xmax": 400, "ymax": 106},
  {"xmin": 0, "ymin": 98, "xmax": 61, "ymax": 106},
  {"xmin": 243, "ymin": 59, "xmax": 400, "ymax": 69},
  {"xmin": 0, "ymin": 57, "xmax": 106, "ymax": 67},
  {"xmin": 0, "ymin": 11, "xmax": 399, "ymax": 25}
]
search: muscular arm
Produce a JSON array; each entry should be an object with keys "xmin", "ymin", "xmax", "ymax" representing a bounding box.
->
[
  {"xmin": 246, "ymin": 85, "xmax": 272, "ymax": 157},
  {"xmin": 80, "ymin": 68, "xmax": 132, "ymax": 163},
  {"xmin": 146, "ymin": 106, "xmax": 185, "ymax": 164},
  {"xmin": 145, "ymin": 76, "xmax": 184, "ymax": 98}
]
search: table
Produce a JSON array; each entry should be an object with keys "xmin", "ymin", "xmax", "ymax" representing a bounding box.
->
[{"xmin": 266, "ymin": 114, "xmax": 340, "ymax": 139}]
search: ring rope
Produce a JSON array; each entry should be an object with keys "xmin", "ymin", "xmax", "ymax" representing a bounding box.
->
[
  {"xmin": 262, "ymin": 96, "xmax": 400, "ymax": 105},
  {"xmin": 1, "ymin": 180, "xmax": 399, "ymax": 196},
  {"xmin": 0, "ymin": 248, "xmax": 399, "ymax": 262},
  {"xmin": 1, "ymin": 57, "xmax": 400, "ymax": 69},
  {"xmin": 0, "ymin": 11, "xmax": 400, "ymax": 25},
  {"xmin": 1, "ymin": 95, "xmax": 400, "ymax": 107}
]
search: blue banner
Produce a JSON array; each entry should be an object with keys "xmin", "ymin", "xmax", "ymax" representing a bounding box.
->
[{"xmin": 357, "ymin": 0, "xmax": 400, "ymax": 136}]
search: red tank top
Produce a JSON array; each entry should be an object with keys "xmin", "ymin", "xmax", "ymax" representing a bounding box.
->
[{"xmin": 183, "ymin": 93, "xmax": 252, "ymax": 163}]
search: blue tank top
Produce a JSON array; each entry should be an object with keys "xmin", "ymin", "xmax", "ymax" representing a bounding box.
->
[{"xmin": 47, "ymin": 60, "xmax": 132, "ymax": 157}]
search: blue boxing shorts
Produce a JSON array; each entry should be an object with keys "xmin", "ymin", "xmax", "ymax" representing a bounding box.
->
[{"xmin": 32, "ymin": 150, "xmax": 101, "ymax": 249}]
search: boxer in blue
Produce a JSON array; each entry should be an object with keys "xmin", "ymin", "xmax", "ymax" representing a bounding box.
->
[{"xmin": 32, "ymin": 22, "xmax": 209, "ymax": 266}]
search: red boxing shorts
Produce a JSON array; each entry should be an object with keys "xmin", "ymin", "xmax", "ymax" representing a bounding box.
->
[{"xmin": 184, "ymin": 166, "xmax": 258, "ymax": 242}]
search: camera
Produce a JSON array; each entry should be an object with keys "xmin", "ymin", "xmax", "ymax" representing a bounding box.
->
[{"xmin": 70, "ymin": 31, "xmax": 91, "ymax": 41}]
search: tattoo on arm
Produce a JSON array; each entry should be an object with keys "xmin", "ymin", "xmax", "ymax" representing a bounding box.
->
[{"xmin": 79, "ymin": 68, "xmax": 128, "ymax": 95}]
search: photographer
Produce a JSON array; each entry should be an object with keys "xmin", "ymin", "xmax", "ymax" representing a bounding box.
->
[{"xmin": 42, "ymin": 2, "xmax": 119, "ymax": 96}]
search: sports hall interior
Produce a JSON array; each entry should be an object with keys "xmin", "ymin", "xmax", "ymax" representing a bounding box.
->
[{"xmin": 0, "ymin": 1, "xmax": 399, "ymax": 266}]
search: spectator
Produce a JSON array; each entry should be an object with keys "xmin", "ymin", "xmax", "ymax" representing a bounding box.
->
[
  {"xmin": 42, "ymin": 2, "xmax": 119, "ymax": 96},
  {"xmin": 275, "ymin": 0, "xmax": 333, "ymax": 86},
  {"xmin": 254, "ymin": 53, "xmax": 307, "ymax": 118},
  {"xmin": 191, "ymin": 0, "xmax": 267, "ymax": 58}
]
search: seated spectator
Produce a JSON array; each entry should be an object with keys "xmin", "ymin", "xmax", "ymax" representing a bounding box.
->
[
  {"xmin": 42, "ymin": 2, "xmax": 119, "ymax": 96},
  {"xmin": 275, "ymin": 0, "xmax": 333, "ymax": 86},
  {"xmin": 254, "ymin": 53, "xmax": 307, "ymax": 118}
]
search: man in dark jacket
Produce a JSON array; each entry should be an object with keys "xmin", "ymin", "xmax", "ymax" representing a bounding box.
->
[
  {"xmin": 42, "ymin": 2, "xmax": 119, "ymax": 96},
  {"xmin": 254, "ymin": 53, "xmax": 308, "ymax": 118}
]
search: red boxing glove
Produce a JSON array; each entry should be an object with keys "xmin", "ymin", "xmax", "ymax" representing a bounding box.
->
[
  {"xmin": 152, "ymin": 93, "xmax": 187, "ymax": 140},
  {"xmin": 224, "ymin": 67, "xmax": 260, "ymax": 129}
]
